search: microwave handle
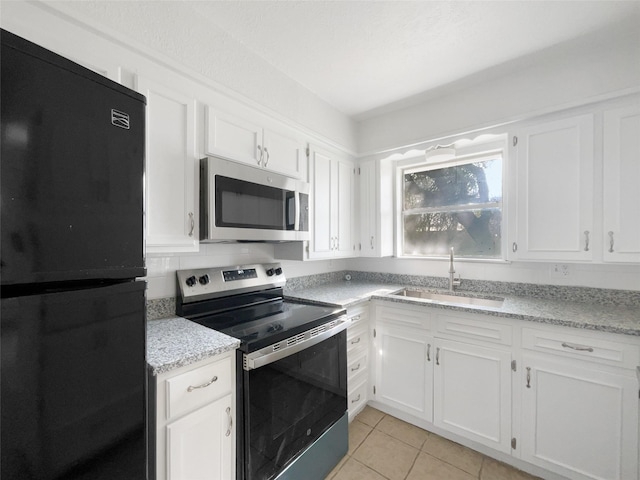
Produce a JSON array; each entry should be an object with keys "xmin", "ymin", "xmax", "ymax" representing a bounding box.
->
[{"xmin": 294, "ymin": 191, "xmax": 301, "ymax": 231}]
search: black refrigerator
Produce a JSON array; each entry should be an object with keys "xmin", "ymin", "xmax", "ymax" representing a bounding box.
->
[{"xmin": 1, "ymin": 29, "xmax": 148, "ymax": 479}]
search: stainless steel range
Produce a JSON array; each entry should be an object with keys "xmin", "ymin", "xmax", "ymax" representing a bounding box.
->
[{"xmin": 176, "ymin": 263, "xmax": 349, "ymax": 480}]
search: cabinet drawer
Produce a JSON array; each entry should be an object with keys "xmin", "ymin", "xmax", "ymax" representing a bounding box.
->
[
  {"xmin": 348, "ymin": 349, "xmax": 368, "ymax": 384},
  {"xmin": 437, "ymin": 312, "xmax": 512, "ymax": 346},
  {"xmin": 347, "ymin": 306, "xmax": 369, "ymax": 327},
  {"xmin": 166, "ymin": 357, "xmax": 232, "ymax": 420},
  {"xmin": 347, "ymin": 322, "xmax": 369, "ymax": 354},
  {"xmin": 376, "ymin": 304, "xmax": 432, "ymax": 330},
  {"xmin": 522, "ymin": 327, "xmax": 639, "ymax": 369},
  {"xmin": 348, "ymin": 380, "xmax": 368, "ymax": 416}
]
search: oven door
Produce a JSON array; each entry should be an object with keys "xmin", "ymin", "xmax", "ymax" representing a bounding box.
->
[{"xmin": 240, "ymin": 329, "xmax": 347, "ymax": 480}]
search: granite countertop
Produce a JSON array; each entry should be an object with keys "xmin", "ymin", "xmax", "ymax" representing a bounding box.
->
[
  {"xmin": 147, "ymin": 317, "xmax": 240, "ymax": 375},
  {"xmin": 284, "ymin": 281, "xmax": 640, "ymax": 337}
]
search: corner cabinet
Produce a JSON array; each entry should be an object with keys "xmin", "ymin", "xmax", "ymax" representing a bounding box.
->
[
  {"xmin": 136, "ymin": 76, "xmax": 199, "ymax": 254},
  {"xmin": 372, "ymin": 303, "xmax": 434, "ymax": 422},
  {"xmin": 603, "ymin": 104, "xmax": 640, "ymax": 263},
  {"xmin": 204, "ymin": 105, "xmax": 307, "ymax": 180},
  {"xmin": 511, "ymin": 114, "xmax": 594, "ymax": 261},
  {"xmin": 309, "ymin": 145, "xmax": 354, "ymax": 259},
  {"xmin": 152, "ymin": 352, "xmax": 235, "ymax": 480},
  {"xmin": 357, "ymin": 159, "xmax": 393, "ymax": 257}
]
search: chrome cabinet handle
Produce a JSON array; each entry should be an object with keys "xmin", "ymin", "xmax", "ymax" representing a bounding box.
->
[
  {"xmin": 512, "ymin": 242, "xmax": 518, "ymax": 253},
  {"xmin": 435, "ymin": 347, "xmax": 440, "ymax": 365},
  {"xmin": 350, "ymin": 337, "xmax": 361, "ymax": 345},
  {"xmin": 526, "ymin": 367, "xmax": 531, "ymax": 388},
  {"xmin": 188, "ymin": 212, "xmax": 194, "ymax": 237},
  {"xmin": 351, "ymin": 394, "xmax": 361, "ymax": 404},
  {"xmin": 257, "ymin": 145, "xmax": 263, "ymax": 165},
  {"xmin": 561, "ymin": 342, "xmax": 594, "ymax": 352},
  {"xmin": 225, "ymin": 407, "xmax": 232, "ymax": 437},
  {"xmin": 370, "ymin": 236, "xmax": 374, "ymax": 249},
  {"xmin": 264, "ymin": 147, "xmax": 270, "ymax": 166},
  {"xmin": 583, "ymin": 230, "xmax": 590, "ymax": 251},
  {"xmin": 351, "ymin": 363, "xmax": 361, "ymax": 372},
  {"xmin": 608, "ymin": 231, "xmax": 614, "ymax": 253},
  {"xmin": 427, "ymin": 344, "xmax": 431, "ymax": 362},
  {"xmin": 350, "ymin": 315, "xmax": 361, "ymax": 322},
  {"xmin": 187, "ymin": 375, "xmax": 218, "ymax": 392}
]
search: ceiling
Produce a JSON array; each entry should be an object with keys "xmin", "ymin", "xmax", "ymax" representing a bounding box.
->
[{"xmin": 181, "ymin": 0, "xmax": 640, "ymax": 120}]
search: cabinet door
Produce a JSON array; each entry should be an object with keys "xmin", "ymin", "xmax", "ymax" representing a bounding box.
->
[
  {"xmin": 335, "ymin": 157, "xmax": 354, "ymax": 257},
  {"xmin": 513, "ymin": 114, "xmax": 594, "ymax": 261},
  {"xmin": 521, "ymin": 354, "xmax": 638, "ymax": 480},
  {"xmin": 166, "ymin": 394, "xmax": 233, "ymax": 480},
  {"xmin": 205, "ymin": 106, "xmax": 262, "ymax": 167},
  {"xmin": 374, "ymin": 322, "xmax": 433, "ymax": 421},
  {"xmin": 137, "ymin": 77, "xmax": 198, "ymax": 253},
  {"xmin": 309, "ymin": 148, "xmax": 333, "ymax": 258},
  {"xmin": 603, "ymin": 105, "xmax": 640, "ymax": 263},
  {"xmin": 358, "ymin": 161, "xmax": 377, "ymax": 255},
  {"xmin": 263, "ymin": 126, "xmax": 306, "ymax": 179},
  {"xmin": 433, "ymin": 339, "xmax": 512, "ymax": 454}
]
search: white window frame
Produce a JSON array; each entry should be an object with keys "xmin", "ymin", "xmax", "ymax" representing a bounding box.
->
[{"xmin": 395, "ymin": 138, "xmax": 508, "ymax": 261}]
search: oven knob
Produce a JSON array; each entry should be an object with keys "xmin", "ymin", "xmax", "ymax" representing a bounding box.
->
[
  {"xmin": 266, "ymin": 268, "xmax": 275, "ymax": 277},
  {"xmin": 199, "ymin": 274, "xmax": 210, "ymax": 285},
  {"xmin": 275, "ymin": 267, "xmax": 283, "ymax": 276},
  {"xmin": 185, "ymin": 275, "xmax": 197, "ymax": 287}
]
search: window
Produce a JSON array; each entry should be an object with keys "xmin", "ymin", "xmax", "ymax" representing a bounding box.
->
[{"xmin": 402, "ymin": 153, "xmax": 503, "ymax": 258}]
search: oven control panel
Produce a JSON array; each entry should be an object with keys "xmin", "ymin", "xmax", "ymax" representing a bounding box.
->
[{"xmin": 177, "ymin": 263, "xmax": 286, "ymax": 303}]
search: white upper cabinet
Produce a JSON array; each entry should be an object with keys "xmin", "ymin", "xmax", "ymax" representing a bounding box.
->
[
  {"xmin": 511, "ymin": 114, "xmax": 594, "ymax": 261},
  {"xmin": 205, "ymin": 106, "xmax": 306, "ymax": 180},
  {"xmin": 357, "ymin": 160, "xmax": 393, "ymax": 257},
  {"xmin": 603, "ymin": 104, "xmax": 640, "ymax": 263},
  {"xmin": 137, "ymin": 76, "xmax": 199, "ymax": 254},
  {"xmin": 309, "ymin": 146, "xmax": 354, "ymax": 259}
]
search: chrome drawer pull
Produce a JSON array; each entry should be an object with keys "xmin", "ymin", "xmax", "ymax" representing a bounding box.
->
[
  {"xmin": 350, "ymin": 315, "xmax": 361, "ymax": 322},
  {"xmin": 561, "ymin": 342, "xmax": 594, "ymax": 353},
  {"xmin": 526, "ymin": 367, "xmax": 531, "ymax": 388},
  {"xmin": 351, "ymin": 337, "xmax": 361, "ymax": 345},
  {"xmin": 436, "ymin": 347, "xmax": 440, "ymax": 366},
  {"xmin": 351, "ymin": 363, "xmax": 361, "ymax": 372},
  {"xmin": 187, "ymin": 376, "xmax": 218, "ymax": 392},
  {"xmin": 351, "ymin": 394, "xmax": 361, "ymax": 404},
  {"xmin": 225, "ymin": 407, "xmax": 232, "ymax": 437},
  {"xmin": 427, "ymin": 344, "xmax": 431, "ymax": 362}
]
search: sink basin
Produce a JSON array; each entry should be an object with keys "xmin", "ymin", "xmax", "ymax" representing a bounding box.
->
[{"xmin": 391, "ymin": 289, "xmax": 504, "ymax": 308}]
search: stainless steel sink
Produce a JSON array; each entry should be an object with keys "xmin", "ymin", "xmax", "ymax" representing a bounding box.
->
[{"xmin": 391, "ymin": 289, "xmax": 504, "ymax": 308}]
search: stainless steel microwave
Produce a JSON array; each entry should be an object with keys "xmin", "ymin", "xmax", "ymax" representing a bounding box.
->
[{"xmin": 200, "ymin": 156, "xmax": 310, "ymax": 242}]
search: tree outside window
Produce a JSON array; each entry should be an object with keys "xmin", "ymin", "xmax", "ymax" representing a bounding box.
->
[{"xmin": 402, "ymin": 155, "xmax": 503, "ymax": 258}]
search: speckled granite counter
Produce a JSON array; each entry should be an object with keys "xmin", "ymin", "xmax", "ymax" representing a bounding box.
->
[
  {"xmin": 284, "ymin": 281, "xmax": 640, "ymax": 337},
  {"xmin": 147, "ymin": 317, "xmax": 240, "ymax": 375}
]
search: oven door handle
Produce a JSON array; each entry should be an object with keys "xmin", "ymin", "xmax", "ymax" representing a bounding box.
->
[{"xmin": 243, "ymin": 316, "xmax": 350, "ymax": 370}]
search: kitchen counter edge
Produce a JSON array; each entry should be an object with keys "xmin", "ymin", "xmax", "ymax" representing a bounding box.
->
[{"xmin": 147, "ymin": 317, "xmax": 240, "ymax": 375}]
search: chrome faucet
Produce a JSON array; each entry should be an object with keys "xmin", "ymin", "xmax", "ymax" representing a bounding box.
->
[{"xmin": 448, "ymin": 247, "xmax": 461, "ymax": 291}]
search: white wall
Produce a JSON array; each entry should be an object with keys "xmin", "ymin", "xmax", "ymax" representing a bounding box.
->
[
  {"xmin": 3, "ymin": 1, "xmax": 638, "ymax": 297},
  {"xmin": 357, "ymin": 18, "xmax": 640, "ymax": 155}
]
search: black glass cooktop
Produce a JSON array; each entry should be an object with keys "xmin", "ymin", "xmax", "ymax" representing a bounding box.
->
[{"xmin": 187, "ymin": 299, "xmax": 345, "ymax": 352}]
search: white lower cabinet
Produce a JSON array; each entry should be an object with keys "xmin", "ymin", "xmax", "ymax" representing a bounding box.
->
[
  {"xmin": 520, "ymin": 328, "xmax": 639, "ymax": 480},
  {"xmin": 346, "ymin": 304, "xmax": 370, "ymax": 420},
  {"xmin": 167, "ymin": 395, "xmax": 233, "ymax": 480},
  {"xmin": 373, "ymin": 304, "xmax": 434, "ymax": 422},
  {"xmin": 370, "ymin": 300, "xmax": 640, "ymax": 480},
  {"xmin": 153, "ymin": 352, "xmax": 235, "ymax": 480},
  {"xmin": 433, "ymin": 338, "xmax": 512, "ymax": 453}
]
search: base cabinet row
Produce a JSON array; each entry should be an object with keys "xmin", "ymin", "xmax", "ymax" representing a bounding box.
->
[{"xmin": 370, "ymin": 301, "xmax": 640, "ymax": 480}]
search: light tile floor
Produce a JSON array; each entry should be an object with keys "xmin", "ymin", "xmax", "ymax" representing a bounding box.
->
[{"xmin": 326, "ymin": 407, "xmax": 542, "ymax": 480}]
